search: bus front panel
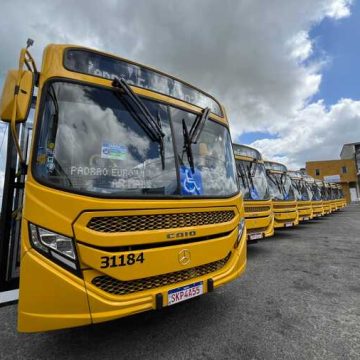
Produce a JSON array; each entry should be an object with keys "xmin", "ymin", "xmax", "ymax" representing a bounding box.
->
[{"xmin": 16, "ymin": 44, "xmax": 247, "ymax": 332}]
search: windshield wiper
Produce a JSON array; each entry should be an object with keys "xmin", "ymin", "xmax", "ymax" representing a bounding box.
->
[
  {"xmin": 279, "ymin": 173, "xmax": 289, "ymax": 197},
  {"xmin": 182, "ymin": 119, "xmax": 195, "ymax": 171},
  {"xmin": 189, "ymin": 107, "xmax": 211, "ymax": 144},
  {"xmin": 237, "ymin": 162, "xmax": 249, "ymax": 189},
  {"xmin": 267, "ymin": 171, "xmax": 283, "ymax": 194},
  {"xmin": 181, "ymin": 107, "xmax": 211, "ymax": 172},
  {"xmin": 112, "ymin": 77, "xmax": 165, "ymax": 168},
  {"xmin": 248, "ymin": 159, "xmax": 257, "ymax": 177},
  {"xmin": 246, "ymin": 161, "xmax": 256, "ymax": 190}
]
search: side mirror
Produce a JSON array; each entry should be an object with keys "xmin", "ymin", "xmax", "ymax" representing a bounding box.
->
[{"xmin": 0, "ymin": 69, "xmax": 34, "ymax": 123}]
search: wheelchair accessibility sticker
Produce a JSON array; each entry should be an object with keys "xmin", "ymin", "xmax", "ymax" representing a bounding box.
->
[
  {"xmin": 180, "ymin": 166, "xmax": 203, "ymax": 195},
  {"xmin": 250, "ymin": 187, "xmax": 260, "ymax": 200}
]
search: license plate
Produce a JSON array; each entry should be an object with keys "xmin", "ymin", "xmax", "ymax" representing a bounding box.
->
[
  {"xmin": 249, "ymin": 232, "xmax": 263, "ymax": 240},
  {"xmin": 168, "ymin": 281, "xmax": 203, "ymax": 306},
  {"xmin": 285, "ymin": 222, "xmax": 293, "ymax": 227},
  {"xmin": 303, "ymin": 217, "xmax": 309, "ymax": 221}
]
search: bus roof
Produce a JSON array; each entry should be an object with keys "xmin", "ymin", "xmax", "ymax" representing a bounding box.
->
[
  {"xmin": 264, "ymin": 161, "xmax": 287, "ymax": 172},
  {"xmin": 232, "ymin": 143, "xmax": 262, "ymax": 160},
  {"xmin": 287, "ymin": 170, "xmax": 302, "ymax": 179},
  {"xmin": 303, "ymin": 175, "xmax": 315, "ymax": 183},
  {"xmin": 59, "ymin": 45, "xmax": 223, "ymax": 117}
]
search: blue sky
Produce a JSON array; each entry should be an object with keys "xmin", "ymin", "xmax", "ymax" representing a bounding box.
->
[
  {"xmin": 311, "ymin": 0, "xmax": 360, "ymax": 105},
  {"xmin": 239, "ymin": 1, "xmax": 359, "ymax": 146}
]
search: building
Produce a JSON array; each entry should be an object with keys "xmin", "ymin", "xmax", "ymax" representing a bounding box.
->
[
  {"xmin": 340, "ymin": 142, "xmax": 360, "ymax": 194},
  {"xmin": 306, "ymin": 158, "xmax": 359, "ymax": 204}
]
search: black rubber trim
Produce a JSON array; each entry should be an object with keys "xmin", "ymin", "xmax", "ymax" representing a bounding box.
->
[
  {"xmin": 156, "ymin": 293, "xmax": 163, "ymax": 309},
  {"xmin": 207, "ymin": 278, "xmax": 214, "ymax": 292}
]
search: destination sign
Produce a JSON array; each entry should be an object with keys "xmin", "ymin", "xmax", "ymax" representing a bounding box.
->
[
  {"xmin": 64, "ymin": 49, "xmax": 222, "ymax": 117},
  {"xmin": 233, "ymin": 144, "xmax": 261, "ymax": 160},
  {"xmin": 264, "ymin": 161, "xmax": 287, "ymax": 172}
]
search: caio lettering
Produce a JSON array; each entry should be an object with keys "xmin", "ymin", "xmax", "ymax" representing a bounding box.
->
[{"xmin": 167, "ymin": 231, "xmax": 196, "ymax": 239}]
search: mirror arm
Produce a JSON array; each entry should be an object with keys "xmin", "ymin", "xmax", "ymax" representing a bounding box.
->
[
  {"xmin": 10, "ymin": 46, "xmax": 36, "ymax": 166},
  {"xmin": 10, "ymin": 86, "xmax": 25, "ymax": 164}
]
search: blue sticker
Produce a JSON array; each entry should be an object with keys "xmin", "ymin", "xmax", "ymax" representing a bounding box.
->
[
  {"xmin": 180, "ymin": 166, "xmax": 203, "ymax": 195},
  {"xmin": 250, "ymin": 187, "xmax": 260, "ymax": 200}
]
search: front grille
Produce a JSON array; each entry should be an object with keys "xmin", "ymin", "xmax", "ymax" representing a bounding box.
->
[
  {"xmin": 273, "ymin": 204, "xmax": 296, "ymax": 210},
  {"xmin": 247, "ymin": 226, "xmax": 269, "ymax": 234},
  {"xmin": 91, "ymin": 253, "xmax": 231, "ymax": 295},
  {"xmin": 297, "ymin": 205, "xmax": 311, "ymax": 210},
  {"xmin": 275, "ymin": 218, "xmax": 296, "ymax": 223},
  {"xmin": 245, "ymin": 206, "xmax": 270, "ymax": 213},
  {"xmin": 87, "ymin": 210, "xmax": 235, "ymax": 233}
]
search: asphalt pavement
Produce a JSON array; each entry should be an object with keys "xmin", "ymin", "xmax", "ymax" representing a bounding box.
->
[{"xmin": 1, "ymin": 204, "xmax": 359, "ymax": 360}]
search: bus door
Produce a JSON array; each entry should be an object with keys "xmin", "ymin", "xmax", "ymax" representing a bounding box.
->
[{"xmin": 0, "ymin": 122, "xmax": 33, "ymax": 303}]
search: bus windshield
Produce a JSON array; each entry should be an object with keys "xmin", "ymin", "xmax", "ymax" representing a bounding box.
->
[
  {"xmin": 236, "ymin": 160, "xmax": 270, "ymax": 200},
  {"xmin": 317, "ymin": 183, "xmax": 328, "ymax": 200},
  {"xmin": 266, "ymin": 172, "xmax": 295, "ymax": 201},
  {"xmin": 312, "ymin": 184, "xmax": 322, "ymax": 200},
  {"xmin": 33, "ymin": 81, "xmax": 238, "ymax": 197},
  {"xmin": 291, "ymin": 178, "xmax": 312, "ymax": 201}
]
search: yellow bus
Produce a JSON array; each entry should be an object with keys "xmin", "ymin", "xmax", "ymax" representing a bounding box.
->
[
  {"xmin": 287, "ymin": 171, "xmax": 313, "ymax": 221},
  {"xmin": 303, "ymin": 175, "xmax": 324, "ymax": 217},
  {"xmin": 317, "ymin": 180, "xmax": 331, "ymax": 215},
  {"xmin": 0, "ymin": 42, "xmax": 247, "ymax": 332},
  {"xmin": 336, "ymin": 184, "xmax": 347, "ymax": 208},
  {"xmin": 233, "ymin": 144, "xmax": 274, "ymax": 242},
  {"xmin": 264, "ymin": 161, "xmax": 299, "ymax": 228},
  {"xmin": 330, "ymin": 183, "xmax": 345, "ymax": 210}
]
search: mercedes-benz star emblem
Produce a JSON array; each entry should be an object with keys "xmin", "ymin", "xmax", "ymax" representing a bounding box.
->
[{"xmin": 178, "ymin": 249, "xmax": 191, "ymax": 265}]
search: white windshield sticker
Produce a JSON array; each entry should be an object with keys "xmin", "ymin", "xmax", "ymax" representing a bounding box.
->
[{"xmin": 101, "ymin": 142, "xmax": 128, "ymax": 160}]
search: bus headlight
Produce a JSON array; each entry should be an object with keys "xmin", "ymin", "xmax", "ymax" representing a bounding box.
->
[
  {"xmin": 234, "ymin": 217, "xmax": 245, "ymax": 249},
  {"xmin": 29, "ymin": 223, "xmax": 78, "ymax": 271}
]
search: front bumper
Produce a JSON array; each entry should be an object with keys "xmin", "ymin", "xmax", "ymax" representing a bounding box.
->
[
  {"xmin": 297, "ymin": 201, "xmax": 313, "ymax": 221},
  {"xmin": 18, "ymin": 225, "xmax": 247, "ymax": 332},
  {"xmin": 245, "ymin": 214, "xmax": 274, "ymax": 240}
]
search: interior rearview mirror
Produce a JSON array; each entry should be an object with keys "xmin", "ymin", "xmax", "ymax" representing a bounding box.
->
[{"xmin": 0, "ymin": 69, "xmax": 34, "ymax": 123}]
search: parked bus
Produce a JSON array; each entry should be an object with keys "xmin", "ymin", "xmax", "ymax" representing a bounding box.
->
[
  {"xmin": 303, "ymin": 175, "xmax": 325, "ymax": 217},
  {"xmin": 330, "ymin": 183, "xmax": 346, "ymax": 210},
  {"xmin": 288, "ymin": 171, "xmax": 313, "ymax": 221},
  {"xmin": 264, "ymin": 161, "xmax": 299, "ymax": 228},
  {"xmin": 317, "ymin": 180, "xmax": 331, "ymax": 215},
  {"xmin": 337, "ymin": 184, "xmax": 347, "ymax": 208},
  {"xmin": 0, "ymin": 42, "xmax": 247, "ymax": 332},
  {"xmin": 233, "ymin": 144, "xmax": 274, "ymax": 241}
]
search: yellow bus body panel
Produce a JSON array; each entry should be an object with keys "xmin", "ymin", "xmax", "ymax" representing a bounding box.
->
[
  {"xmin": 322, "ymin": 201, "xmax": 332, "ymax": 215},
  {"xmin": 297, "ymin": 200, "xmax": 313, "ymax": 221},
  {"xmin": 243, "ymin": 199, "xmax": 274, "ymax": 240},
  {"xmin": 330, "ymin": 200, "xmax": 337, "ymax": 212},
  {"xmin": 272, "ymin": 200, "xmax": 299, "ymax": 229},
  {"xmin": 18, "ymin": 250, "xmax": 91, "ymax": 332},
  {"xmin": 311, "ymin": 201, "xmax": 324, "ymax": 217}
]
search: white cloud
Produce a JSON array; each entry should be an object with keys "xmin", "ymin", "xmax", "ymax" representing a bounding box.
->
[
  {"xmin": 0, "ymin": 0, "xmax": 356, "ymax": 179},
  {"xmin": 251, "ymin": 98, "xmax": 360, "ymax": 169},
  {"xmin": 325, "ymin": 0, "xmax": 352, "ymax": 19},
  {"xmin": 288, "ymin": 31, "xmax": 313, "ymax": 62}
]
